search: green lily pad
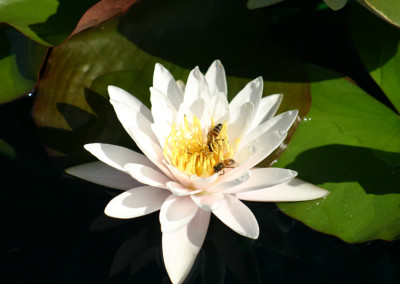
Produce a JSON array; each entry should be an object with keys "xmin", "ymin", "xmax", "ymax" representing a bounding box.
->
[
  {"xmin": 0, "ymin": 0, "xmax": 97, "ymax": 46},
  {"xmin": 351, "ymin": 2, "xmax": 400, "ymax": 114},
  {"xmin": 360, "ymin": 0, "xmax": 400, "ymax": 28},
  {"xmin": 32, "ymin": 0, "xmax": 310, "ymax": 167},
  {"xmin": 0, "ymin": 138, "xmax": 16, "ymax": 159},
  {"xmin": 276, "ymin": 64, "xmax": 400, "ymax": 243},
  {"xmin": 0, "ymin": 26, "xmax": 47, "ymax": 103},
  {"xmin": 0, "ymin": 0, "xmax": 138, "ymax": 46},
  {"xmin": 247, "ymin": 0, "xmax": 285, "ymax": 10}
]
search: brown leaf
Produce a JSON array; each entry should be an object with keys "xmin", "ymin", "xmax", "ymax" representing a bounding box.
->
[{"xmin": 71, "ymin": 0, "xmax": 139, "ymax": 37}]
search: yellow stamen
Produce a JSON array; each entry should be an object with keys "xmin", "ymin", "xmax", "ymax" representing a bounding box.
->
[{"xmin": 163, "ymin": 116, "xmax": 240, "ymax": 177}]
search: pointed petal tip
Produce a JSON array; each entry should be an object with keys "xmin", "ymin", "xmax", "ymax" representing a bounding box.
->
[
  {"xmin": 64, "ymin": 166, "xmax": 76, "ymax": 176},
  {"xmin": 107, "ymin": 85, "xmax": 118, "ymax": 93},
  {"xmin": 154, "ymin": 63, "xmax": 168, "ymax": 75},
  {"xmin": 84, "ymin": 143, "xmax": 98, "ymax": 153},
  {"xmin": 107, "ymin": 85, "xmax": 127, "ymax": 100},
  {"xmin": 288, "ymin": 109, "xmax": 299, "ymax": 117},
  {"xmin": 193, "ymin": 66, "xmax": 201, "ymax": 75}
]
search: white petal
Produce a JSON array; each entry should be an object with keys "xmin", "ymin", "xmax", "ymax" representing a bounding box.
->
[
  {"xmin": 175, "ymin": 101, "xmax": 193, "ymax": 127},
  {"xmin": 220, "ymin": 130, "xmax": 287, "ymax": 182},
  {"xmin": 208, "ymin": 170, "xmax": 251, "ymax": 193},
  {"xmin": 124, "ymin": 163, "xmax": 170, "ymax": 188},
  {"xmin": 160, "ymin": 195, "xmax": 199, "ymax": 233},
  {"xmin": 190, "ymin": 98, "xmax": 208, "ymax": 125},
  {"xmin": 110, "ymin": 100, "xmax": 158, "ymax": 144},
  {"xmin": 205, "ymin": 60, "xmax": 227, "ymax": 96},
  {"xmin": 212, "ymin": 194, "xmax": 259, "ymax": 239},
  {"xmin": 65, "ymin": 161, "xmax": 142, "ymax": 190},
  {"xmin": 153, "ymin": 63, "xmax": 183, "ymax": 110},
  {"xmin": 104, "ymin": 186, "xmax": 171, "ymax": 219},
  {"xmin": 84, "ymin": 143, "xmax": 155, "ymax": 172},
  {"xmin": 209, "ymin": 92, "xmax": 229, "ymax": 124},
  {"xmin": 166, "ymin": 181, "xmax": 203, "ymax": 196},
  {"xmin": 235, "ymin": 178, "xmax": 329, "ymax": 201},
  {"xmin": 176, "ymin": 80, "xmax": 186, "ymax": 94},
  {"xmin": 249, "ymin": 94, "xmax": 283, "ymax": 130},
  {"xmin": 151, "ymin": 122, "xmax": 171, "ymax": 148},
  {"xmin": 164, "ymin": 162, "xmax": 191, "ymax": 188},
  {"xmin": 108, "ymin": 86, "xmax": 152, "ymax": 122},
  {"xmin": 191, "ymin": 193, "xmax": 225, "ymax": 211},
  {"xmin": 241, "ymin": 110, "xmax": 298, "ymax": 150},
  {"xmin": 227, "ymin": 101, "xmax": 254, "ymax": 143},
  {"xmin": 190, "ymin": 174, "xmax": 219, "ymax": 190},
  {"xmin": 229, "ymin": 77, "xmax": 262, "ymax": 116},
  {"xmin": 162, "ymin": 210, "xmax": 210, "ymax": 284},
  {"xmin": 223, "ymin": 168, "xmax": 297, "ymax": 193},
  {"xmin": 127, "ymin": 130, "xmax": 174, "ymax": 180},
  {"xmin": 183, "ymin": 67, "xmax": 210, "ymax": 107},
  {"xmin": 150, "ymin": 87, "xmax": 177, "ymax": 126}
]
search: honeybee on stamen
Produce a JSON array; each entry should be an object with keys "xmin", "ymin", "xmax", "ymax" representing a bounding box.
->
[
  {"xmin": 207, "ymin": 123, "xmax": 223, "ymax": 151},
  {"xmin": 213, "ymin": 159, "xmax": 235, "ymax": 175}
]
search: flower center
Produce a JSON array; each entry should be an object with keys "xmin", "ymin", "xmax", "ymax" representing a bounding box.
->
[{"xmin": 163, "ymin": 116, "xmax": 239, "ymax": 177}]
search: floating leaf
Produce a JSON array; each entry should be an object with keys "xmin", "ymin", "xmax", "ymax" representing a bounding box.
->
[
  {"xmin": 351, "ymin": 3, "xmax": 400, "ymax": 113},
  {"xmin": 0, "ymin": 0, "xmax": 138, "ymax": 46},
  {"xmin": 359, "ymin": 0, "xmax": 400, "ymax": 28},
  {"xmin": 0, "ymin": 138, "xmax": 16, "ymax": 159},
  {"xmin": 276, "ymin": 64, "xmax": 400, "ymax": 243},
  {"xmin": 247, "ymin": 0, "xmax": 284, "ymax": 10},
  {"xmin": 0, "ymin": 26, "xmax": 47, "ymax": 103}
]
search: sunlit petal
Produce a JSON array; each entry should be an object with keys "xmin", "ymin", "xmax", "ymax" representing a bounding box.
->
[
  {"xmin": 212, "ymin": 194, "xmax": 259, "ymax": 239},
  {"xmin": 160, "ymin": 195, "xmax": 199, "ymax": 233},
  {"xmin": 166, "ymin": 181, "xmax": 203, "ymax": 196},
  {"xmin": 105, "ymin": 186, "xmax": 171, "ymax": 219},
  {"xmin": 153, "ymin": 63, "xmax": 183, "ymax": 110},
  {"xmin": 229, "ymin": 77, "xmax": 262, "ymax": 116},
  {"xmin": 84, "ymin": 143, "xmax": 156, "ymax": 172},
  {"xmin": 241, "ymin": 110, "xmax": 298, "ymax": 149},
  {"xmin": 66, "ymin": 161, "xmax": 142, "ymax": 190},
  {"xmin": 235, "ymin": 178, "xmax": 330, "ymax": 201},
  {"xmin": 124, "ymin": 163, "xmax": 170, "ymax": 188},
  {"xmin": 223, "ymin": 168, "xmax": 297, "ymax": 193},
  {"xmin": 108, "ymin": 85, "xmax": 152, "ymax": 122},
  {"xmin": 162, "ymin": 210, "xmax": 210, "ymax": 284},
  {"xmin": 249, "ymin": 93, "xmax": 283, "ymax": 130},
  {"xmin": 205, "ymin": 59, "xmax": 227, "ymax": 96},
  {"xmin": 191, "ymin": 193, "xmax": 225, "ymax": 211}
]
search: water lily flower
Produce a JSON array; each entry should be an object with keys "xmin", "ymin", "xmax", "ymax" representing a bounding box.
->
[{"xmin": 66, "ymin": 60, "xmax": 329, "ymax": 284}]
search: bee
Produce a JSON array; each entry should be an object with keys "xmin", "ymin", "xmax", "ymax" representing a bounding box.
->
[
  {"xmin": 207, "ymin": 123, "xmax": 222, "ymax": 144},
  {"xmin": 213, "ymin": 159, "xmax": 235, "ymax": 175},
  {"xmin": 207, "ymin": 123, "xmax": 223, "ymax": 151}
]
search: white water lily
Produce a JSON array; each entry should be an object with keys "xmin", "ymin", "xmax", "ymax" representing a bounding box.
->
[{"xmin": 66, "ymin": 60, "xmax": 329, "ymax": 284}]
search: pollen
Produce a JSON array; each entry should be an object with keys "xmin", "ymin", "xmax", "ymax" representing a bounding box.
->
[{"xmin": 163, "ymin": 116, "xmax": 239, "ymax": 177}]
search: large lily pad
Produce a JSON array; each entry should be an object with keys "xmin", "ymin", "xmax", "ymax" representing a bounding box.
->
[
  {"xmin": 0, "ymin": 0, "xmax": 97, "ymax": 46},
  {"xmin": 360, "ymin": 0, "xmax": 400, "ymax": 28},
  {"xmin": 351, "ymin": 2, "xmax": 400, "ymax": 114},
  {"xmin": 32, "ymin": 0, "xmax": 310, "ymax": 167},
  {"xmin": 0, "ymin": 0, "xmax": 137, "ymax": 46},
  {"xmin": 0, "ymin": 26, "xmax": 47, "ymax": 103},
  {"xmin": 276, "ymin": 64, "xmax": 400, "ymax": 243}
]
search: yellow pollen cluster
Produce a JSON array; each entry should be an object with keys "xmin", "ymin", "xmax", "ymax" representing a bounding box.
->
[{"xmin": 163, "ymin": 116, "xmax": 239, "ymax": 177}]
